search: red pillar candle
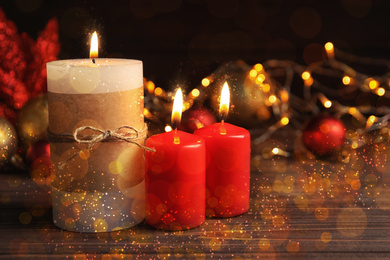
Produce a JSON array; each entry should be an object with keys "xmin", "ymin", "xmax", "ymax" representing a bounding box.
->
[
  {"xmin": 194, "ymin": 82, "xmax": 250, "ymax": 218},
  {"xmin": 145, "ymin": 88, "xmax": 206, "ymax": 230}
]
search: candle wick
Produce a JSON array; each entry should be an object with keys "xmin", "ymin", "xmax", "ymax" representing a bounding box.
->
[
  {"xmin": 220, "ymin": 112, "xmax": 227, "ymax": 122},
  {"xmin": 92, "ymin": 58, "xmax": 96, "ymax": 64},
  {"xmin": 220, "ymin": 121, "xmax": 227, "ymax": 135},
  {"xmin": 173, "ymin": 128, "xmax": 180, "ymax": 144},
  {"xmin": 172, "ymin": 121, "xmax": 178, "ymax": 132}
]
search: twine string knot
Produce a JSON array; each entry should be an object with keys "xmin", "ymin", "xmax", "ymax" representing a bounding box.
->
[
  {"xmin": 72, "ymin": 125, "xmax": 145, "ymax": 149},
  {"xmin": 47, "ymin": 124, "xmax": 155, "ymax": 170}
]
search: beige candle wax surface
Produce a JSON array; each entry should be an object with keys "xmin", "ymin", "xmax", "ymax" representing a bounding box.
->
[{"xmin": 47, "ymin": 58, "xmax": 145, "ymax": 232}]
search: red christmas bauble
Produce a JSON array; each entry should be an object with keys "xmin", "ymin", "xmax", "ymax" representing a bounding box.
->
[
  {"xmin": 28, "ymin": 139, "xmax": 51, "ymax": 186},
  {"xmin": 302, "ymin": 115, "xmax": 346, "ymax": 156},
  {"xmin": 26, "ymin": 139, "xmax": 50, "ymax": 164},
  {"xmin": 178, "ymin": 106, "xmax": 216, "ymax": 133}
]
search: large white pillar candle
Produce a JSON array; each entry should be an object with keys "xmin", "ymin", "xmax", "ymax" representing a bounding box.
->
[{"xmin": 47, "ymin": 58, "xmax": 145, "ymax": 232}]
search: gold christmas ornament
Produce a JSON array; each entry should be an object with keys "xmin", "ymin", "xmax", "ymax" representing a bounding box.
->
[
  {"xmin": 207, "ymin": 60, "xmax": 273, "ymax": 128},
  {"xmin": 18, "ymin": 94, "xmax": 49, "ymax": 150},
  {"xmin": 0, "ymin": 116, "xmax": 18, "ymax": 166}
]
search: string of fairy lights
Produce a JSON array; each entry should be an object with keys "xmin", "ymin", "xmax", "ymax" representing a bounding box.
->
[
  {"xmin": 254, "ymin": 43, "xmax": 390, "ymax": 151},
  {"xmin": 143, "ymin": 42, "xmax": 390, "ymax": 160}
]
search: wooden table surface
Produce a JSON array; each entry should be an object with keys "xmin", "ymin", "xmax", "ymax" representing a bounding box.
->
[{"xmin": 1, "ymin": 130, "xmax": 390, "ymax": 259}]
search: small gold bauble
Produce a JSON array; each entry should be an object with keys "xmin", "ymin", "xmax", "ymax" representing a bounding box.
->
[
  {"xmin": 18, "ymin": 94, "xmax": 48, "ymax": 150},
  {"xmin": 208, "ymin": 61, "xmax": 273, "ymax": 128},
  {"xmin": 0, "ymin": 117, "xmax": 18, "ymax": 166}
]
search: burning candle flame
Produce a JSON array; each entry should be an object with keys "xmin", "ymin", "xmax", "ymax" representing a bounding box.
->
[
  {"xmin": 90, "ymin": 31, "xmax": 98, "ymax": 58},
  {"xmin": 171, "ymin": 88, "xmax": 183, "ymax": 129},
  {"xmin": 219, "ymin": 82, "xmax": 230, "ymax": 120}
]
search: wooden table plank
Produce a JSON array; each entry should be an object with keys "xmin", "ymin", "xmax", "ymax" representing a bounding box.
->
[{"xmin": 1, "ymin": 137, "xmax": 390, "ymax": 259}]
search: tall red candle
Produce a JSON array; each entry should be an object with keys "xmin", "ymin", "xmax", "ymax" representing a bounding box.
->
[
  {"xmin": 194, "ymin": 82, "xmax": 250, "ymax": 218},
  {"xmin": 145, "ymin": 88, "xmax": 206, "ymax": 230}
]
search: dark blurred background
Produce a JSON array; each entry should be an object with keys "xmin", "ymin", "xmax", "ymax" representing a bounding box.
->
[{"xmin": 1, "ymin": 0, "xmax": 389, "ymax": 89}]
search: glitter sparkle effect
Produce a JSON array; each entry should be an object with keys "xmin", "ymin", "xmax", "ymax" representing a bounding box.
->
[
  {"xmin": 1, "ymin": 130, "xmax": 389, "ymax": 257},
  {"xmin": 3, "ymin": 45, "xmax": 390, "ymax": 256}
]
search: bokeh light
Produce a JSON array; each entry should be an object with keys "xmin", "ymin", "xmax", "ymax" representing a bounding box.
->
[
  {"xmin": 201, "ymin": 78, "xmax": 210, "ymax": 87},
  {"xmin": 15, "ymin": 0, "xmax": 43, "ymax": 13},
  {"xmin": 303, "ymin": 43, "xmax": 326, "ymax": 65},
  {"xmin": 290, "ymin": 7, "xmax": 322, "ymax": 39},
  {"xmin": 342, "ymin": 76, "xmax": 351, "ymax": 85},
  {"xmin": 301, "ymin": 71, "xmax": 311, "ymax": 80},
  {"xmin": 207, "ymin": 0, "xmax": 240, "ymax": 18},
  {"xmin": 342, "ymin": 0, "xmax": 372, "ymax": 18}
]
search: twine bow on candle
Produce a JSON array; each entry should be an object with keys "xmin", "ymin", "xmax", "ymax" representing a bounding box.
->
[
  {"xmin": 72, "ymin": 125, "xmax": 154, "ymax": 151},
  {"xmin": 47, "ymin": 124, "xmax": 155, "ymax": 170}
]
